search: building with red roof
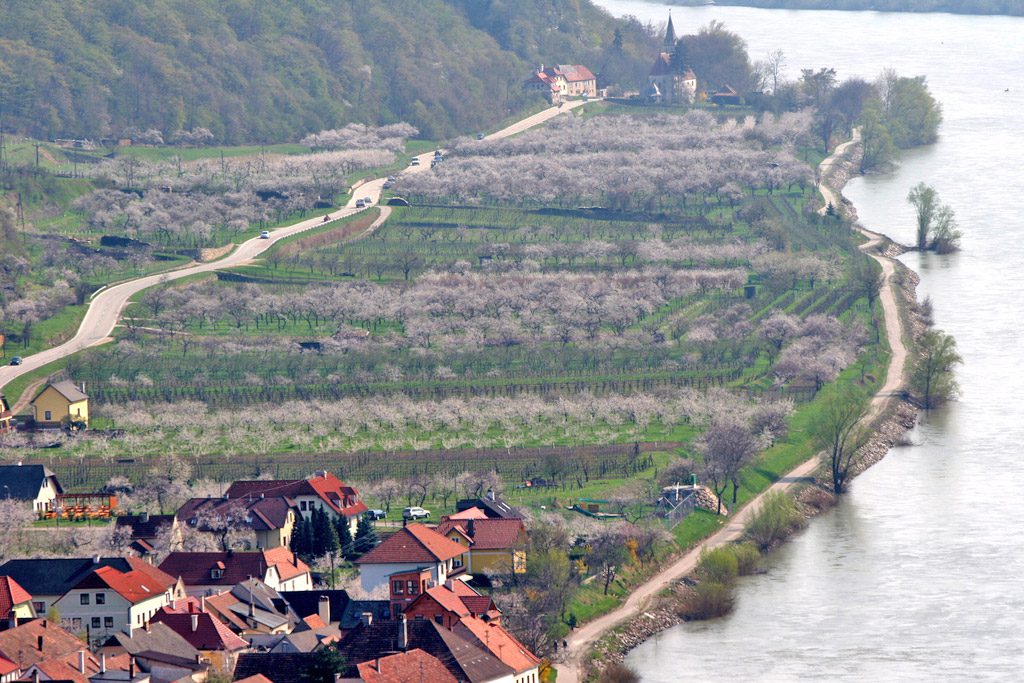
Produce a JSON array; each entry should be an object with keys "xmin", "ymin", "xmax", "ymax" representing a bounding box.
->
[
  {"xmin": 0, "ymin": 576, "xmax": 35, "ymax": 630},
  {"xmin": 223, "ymin": 472, "xmax": 366, "ymax": 537},
  {"xmin": 151, "ymin": 601, "xmax": 248, "ymax": 673},
  {"xmin": 52, "ymin": 558, "xmax": 182, "ymax": 643},
  {"xmin": 355, "ymin": 525, "xmax": 466, "ymax": 594},
  {"xmin": 401, "ymin": 581, "xmax": 501, "ymax": 630},
  {"xmin": 176, "ymin": 495, "xmax": 299, "ymax": 550},
  {"xmin": 356, "ymin": 648, "xmax": 457, "ymax": 683},
  {"xmin": 455, "ymin": 616, "xmax": 541, "ymax": 683},
  {"xmin": 159, "ymin": 549, "xmax": 312, "ymax": 596},
  {"xmin": 437, "ymin": 516, "xmax": 528, "ymax": 575}
]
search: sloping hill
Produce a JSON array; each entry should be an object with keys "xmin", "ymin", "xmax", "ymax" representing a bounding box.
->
[{"xmin": 0, "ymin": 0, "xmax": 655, "ymax": 143}]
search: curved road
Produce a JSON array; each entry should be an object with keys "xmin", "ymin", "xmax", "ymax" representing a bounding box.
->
[
  {"xmin": 0, "ymin": 100, "xmax": 590, "ymax": 394},
  {"xmin": 555, "ymin": 129, "xmax": 910, "ymax": 683}
]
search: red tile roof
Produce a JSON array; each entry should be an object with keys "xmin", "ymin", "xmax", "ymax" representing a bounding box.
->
[
  {"xmin": 0, "ymin": 576, "xmax": 33, "ymax": 617},
  {"xmin": 73, "ymin": 559, "xmax": 176, "ymax": 605},
  {"xmin": 235, "ymin": 675, "xmax": 275, "ymax": 683},
  {"xmin": 446, "ymin": 507, "xmax": 488, "ymax": 520},
  {"xmin": 176, "ymin": 496, "xmax": 296, "ymax": 531},
  {"xmin": 0, "ymin": 656, "xmax": 17, "ymax": 677},
  {"xmin": 151, "ymin": 610, "xmax": 248, "ymax": 652},
  {"xmin": 455, "ymin": 617, "xmax": 540, "ymax": 674},
  {"xmin": 436, "ymin": 518, "xmax": 527, "ymax": 551},
  {"xmin": 159, "ymin": 549, "xmax": 309, "ymax": 587},
  {"xmin": 356, "ymin": 524, "xmax": 466, "ymax": 565},
  {"xmin": 357, "ymin": 649, "xmax": 457, "ymax": 683},
  {"xmin": 0, "ymin": 619, "xmax": 86, "ymax": 668},
  {"xmin": 224, "ymin": 473, "xmax": 367, "ymax": 518}
]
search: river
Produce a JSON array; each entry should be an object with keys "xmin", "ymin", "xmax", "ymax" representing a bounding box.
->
[{"xmin": 593, "ymin": 1, "xmax": 1024, "ymax": 679}]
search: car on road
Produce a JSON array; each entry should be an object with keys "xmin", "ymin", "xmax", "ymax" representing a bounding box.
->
[
  {"xmin": 363, "ymin": 196, "xmax": 372, "ymax": 205},
  {"xmin": 355, "ymin": 199, "xmax": 365, "ymax": 208},
  {"xmin": 476, "ymin": 133, "xmax": 485, "ymax": 140},
  {"xmin": 382, "ymin": 181, "xmax": 394, "ymax": 189},
  {"xmin": 402, "ymin": 506, "xmax": 430, "ymax": 520},
  {"xmin": 410, "ymin": 158, "xmax": 420, "ymax": 166},
  {"xmin": 9, "ymin": 357, "xmax": 22, "ymax": 366},
  {"xmin": 259, "ymin": 231, "xmax": 270, "ymax": 239},
  {"xmin": 365, "ymin": 509, "xmax": 386, "ymax": 521}
]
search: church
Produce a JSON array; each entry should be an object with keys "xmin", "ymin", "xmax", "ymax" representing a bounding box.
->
[{"xmin": 646, "ymin": 12, "xmax": 697, "ymax": 105}]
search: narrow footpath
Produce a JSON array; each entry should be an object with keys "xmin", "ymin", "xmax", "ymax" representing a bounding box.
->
[{"xmin": 555, "ymin": 129, "xmax": 910, "ymax": 683}]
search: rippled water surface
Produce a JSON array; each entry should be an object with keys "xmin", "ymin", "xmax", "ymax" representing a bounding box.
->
[{"xmin": 593, "ymin": 2, "xmax": 1024, "ymax": 679}]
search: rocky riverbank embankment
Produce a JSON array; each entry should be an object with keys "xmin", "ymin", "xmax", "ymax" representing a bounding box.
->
[{"xmin": 582, "ymin": 135, "xmax": 929, "ymax": 680}]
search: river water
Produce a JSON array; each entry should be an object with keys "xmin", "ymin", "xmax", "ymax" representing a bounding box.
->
[{"xmin": 594, "ymin": 1, "xmax": 1024, "ymax": 679}]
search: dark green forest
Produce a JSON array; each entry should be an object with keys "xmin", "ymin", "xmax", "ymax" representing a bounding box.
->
[
  {"xmin": 0, "ymin": 0, "xmax": 656, "ymax": 143},
  {"xmin": 707, "ymin": 0, "xmax": 1022, "ymax": 16}
]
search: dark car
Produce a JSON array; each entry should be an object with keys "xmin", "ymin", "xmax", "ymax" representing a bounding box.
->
[
  {"xmin": 9, "ymin": 357, "xmax": 22, "ymax": 366},
  {"xmin": 365, "ymin": 509, "xmax": 386, "ymax": 521}
]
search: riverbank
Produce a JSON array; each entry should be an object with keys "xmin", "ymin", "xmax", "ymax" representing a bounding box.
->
[{"xmin": 561, "ymin": 134, "xmax": 927, "ymax": 682}]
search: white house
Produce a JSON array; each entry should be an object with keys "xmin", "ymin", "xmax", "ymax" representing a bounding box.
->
[
  {"xmin": 52, "ymin": 560, "xmax": 181, "ymax": 642},
  {"xmin": 355, "ymin": 524, "xmax": 467, "ymax": 594}
]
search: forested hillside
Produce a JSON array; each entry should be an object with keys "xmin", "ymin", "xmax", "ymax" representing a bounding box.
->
[{"xmin": 0, "ymin": 0, "xmax": 655, "ymax": 143}]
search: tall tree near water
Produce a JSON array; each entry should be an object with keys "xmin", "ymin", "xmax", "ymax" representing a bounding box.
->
[
  {"xmin": 912, "ymin": 329, "xmax": 962, "ymax": 408},
  {"xmin": 811, "ymin": 386, "xmax": 867, "ymax": 494},
  {"xmin": 672, "ymin": 21, "xmax": 755, "ymax": 93}
]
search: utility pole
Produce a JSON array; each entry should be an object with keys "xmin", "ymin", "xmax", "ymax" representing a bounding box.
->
[{"xmin": 34, "ymin": 142, "xmax": 41, "ymax": 172}]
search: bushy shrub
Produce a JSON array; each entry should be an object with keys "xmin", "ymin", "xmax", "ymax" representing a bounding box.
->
[
  {"xmin": 598, "ymin": 663, "xmax": 641, "ymax": 683},
  {"xmin": 696, "ymin": 546, "xmax": 739, "ymax": 585},
  {"xmin": 745, "ymin": 491, "xmax": 804, "ymax": 550},
  {"xmin": 678, "ymin": 581, "xmax": 735, "ymax": 620},
  {"xmin": 730, "ymin": 541, "xmax": 763, "ymax": 576}
]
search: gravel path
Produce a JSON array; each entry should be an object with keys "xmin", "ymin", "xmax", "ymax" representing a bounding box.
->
[{"xmin": 555, "ymin": 128, "xmax": 911, "ymax": 683}]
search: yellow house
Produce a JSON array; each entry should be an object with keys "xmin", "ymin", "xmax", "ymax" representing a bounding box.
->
[
  {"xmin": 31, "ymin": 380, "xmax": 89, "ymax": 428},
  {"xmin": 0, "ymin": 575, "xmax": 37, "ymax": 626},
  {"xmin": 438, "ymin": 515, "xmax": 528, "ymax": 575}
]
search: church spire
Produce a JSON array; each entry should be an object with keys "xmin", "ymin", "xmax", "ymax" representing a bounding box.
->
[{"xmin": 664, "ymin": 11, "xmax": 677, "ymax": 51}]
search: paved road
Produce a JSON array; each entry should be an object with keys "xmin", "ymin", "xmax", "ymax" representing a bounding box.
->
[
  {"xmin": 0, "ymin": 101, "xmax": 588, "ymax": 394},
  {"xmin": 555, "ymin": 128, "xmax": 910, "ymax": 683}
]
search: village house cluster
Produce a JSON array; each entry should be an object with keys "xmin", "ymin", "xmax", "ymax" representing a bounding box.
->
[{"xmin": 0, "ymin": 463, "xmax": 540, "ymax": 683}]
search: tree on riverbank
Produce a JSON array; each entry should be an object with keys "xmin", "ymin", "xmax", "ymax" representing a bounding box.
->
[
  {"xmin": 912, "ymin": 329, "xmax": 962, "ymax": 408},
  {"xmin": 811, "ymin": 387, "xmax": 867, "ymax": 494},
  {"xmin": 908, "ymin": 182, "xmax": 961, "ymax": 252}
]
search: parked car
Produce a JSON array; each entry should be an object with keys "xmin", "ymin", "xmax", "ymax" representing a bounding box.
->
[
  {"xmin": 355, "ymin": 199, "xmax": 365, "ymax": 208},
  {"xmin": 382, "ymin": 181, "xmax": 394, "ymax": 189},
  {"xmin": 410, "ymin": 158, "xmax": 420, "ymax": 166},
  {"xmin": 9, "ymin": 357, "xmax": 22, "ymax": 366},
  {"xmin": 366, "ymin": 509, "xmax": 386, "ymax": 521},
  {"xmin": 363, "ymin": 196, "xmax": 372, "ymax": 205},
  {"xmin": 259, "ymin": 230, "xmax": 271, "ymax": 239},
  {"xmin": 402, "ymin": 506, "xmax": 431, "ymax": 520},
  {"xmin": 476, "ymin": 133, "xmax": 485, "ymax": 140},
  {"xmin": 387, "ymin": 176, "xmax": 397, "ymax": 182}
]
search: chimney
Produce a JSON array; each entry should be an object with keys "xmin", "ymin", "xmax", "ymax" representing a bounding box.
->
[
  {"xmin": 467, "ymin": 518, "xmax": 475, "ymax": 539},
  {"xmin": 37, "ymin": 634, "xmax": 43, "ymax": 652},
  {"xmin": 129, "ymin": 658, "xmax": 135, "ymax": 680},
  {"xmin": 398, "ymin": 613, "xmax": 408, "ymax": 651},
  {"xmin": 318, "ymin": 595, "xmax": 330, "ymax": 625},
  {"xmin": 79, "ymin": 650, "xmax": 86, "ymax": 674},
  {"xmin": 201, "ymin": 595, "xmax": 206, "ymax": 613},
  {"xmin": 145, "ymin": 620, "xmax": 151, "ymax": 633},
  {"xmin": 248, "ymin": 599, "xmax": 255, "ymax": 618},
  {"xmin": 140, "ymin": 511, "xmax": 149, "ymax": 523},
  {"xmin": 93, "ymin": 555, "xmax": 101, "ymax": 564},
  {"xmin": 101, "ymin": 654, "xmax": 106, "ymax": 674},
  {"xmin": 190, "ymin": 613, "xmax": 199, "ymax": 632},
  {"xmin": 486, "ymin": 488, "xmax": 495, "ymax": 502},
  {"xmin": 81, "ymin": 382, "xmax": 86, "ymax": 394},
  {"xmin": 375, "ymin": 658, "xmax": 382, "ymax": 673},
  {"xmin": 360, "ymin": 612, "xmax": 373, "ymax": 627},
  {"xmin": 33, "ymin": 671, "xmax": 39, "ymax": 683}
]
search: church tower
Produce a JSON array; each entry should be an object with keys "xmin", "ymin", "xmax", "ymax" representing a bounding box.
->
[{"xmin": 663, "ymin": 11, "xmax": 677, "ymax": 52}]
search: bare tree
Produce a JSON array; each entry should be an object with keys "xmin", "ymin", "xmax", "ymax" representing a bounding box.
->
[
  {"xmin": 699, "ymin": 419, "xmax": 759, "ymax": 510},
  {"xmin": 811, "ymin": 387, "xmax": 867, "ymax": 494}
]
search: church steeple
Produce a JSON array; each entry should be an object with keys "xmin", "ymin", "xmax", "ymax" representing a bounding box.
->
[{"xmin": 664, "ymin": 11, "xmax": 677, "ymax": 51}]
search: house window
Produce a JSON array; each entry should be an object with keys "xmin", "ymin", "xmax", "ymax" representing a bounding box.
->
[
  {"xmin": 45, "ymin": 410, "xmax": 52, "ymax": 421},
  {"xmin": 33, "ymin": 601, "xmax": 44, "ymax": 613},
  {"xmin": 434, "ymin": 615, "xmax": 443, "ymax": 625},
  {"xmin": 406, "ymin": 580, "xmax": 416, "ymax": 595},
  {"xmin": 211, "ymin": 569, "xmax": 223, "ymax": 579},
  {"xmin": 71, "ymin": 618, "xmax": 81, "ymax": 630},
  {"xmin": 80, "ymin": 594, "xmax": 90, "ymax": 605},
  {"xmin": 300, "ymin": 501, "xmax": 308, "ymax": 511},
  {"xmin": 104, "ymin": 617, "xmax": 114, "ymax": 628},
  {"xmin": 91, "ymin": 617, "xmax": 101, "ymax": 628},
  {"xmin": 392, "ymin": 581, "xmax": 403, "ymax": 594},
  {"xmin": 95, "ymin": 593, "xmax": 105, "ymax": 604},
  {"xmin": 454, "ymin": 558, "xmax": 463, "ymax": 569}
]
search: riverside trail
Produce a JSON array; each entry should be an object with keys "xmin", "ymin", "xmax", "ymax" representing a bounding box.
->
[{"xmin": 555, "ymin": 129, "xmax": 912, "ymax": 683}]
